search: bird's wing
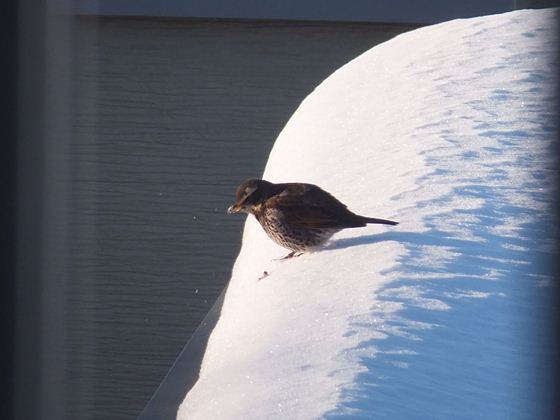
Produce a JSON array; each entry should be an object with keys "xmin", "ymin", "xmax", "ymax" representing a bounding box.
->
[
  {"xmin": 282, "ymin": 206, "xmax": 344, "ymax": 228},
  {"xmin": 268, "ymin": 184, "xmax": 353, "ymax": 229}
]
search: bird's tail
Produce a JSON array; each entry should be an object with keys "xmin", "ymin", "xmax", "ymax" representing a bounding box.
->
[{"xmin": 361, "ymin": 216, "xmax": 398, "ymax": 226}]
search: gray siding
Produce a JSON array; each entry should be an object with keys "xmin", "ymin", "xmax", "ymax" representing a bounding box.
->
[
  {"xmin": 69, "ymin": 17, "xmax": 419, "ymax": 419},
  {"xmin": 72, "ymin": 0, "xmax": 515, "ymax": 24}
]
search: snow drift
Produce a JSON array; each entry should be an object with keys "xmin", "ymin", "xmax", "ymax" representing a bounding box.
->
[{"xmin": 179, "ymin": 8, "xmax": 558, "ymax": 419}]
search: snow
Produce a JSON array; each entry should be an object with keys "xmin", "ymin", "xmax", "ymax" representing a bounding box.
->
[{"xmin": 178, "ymin": 8, "xmax": 557, "ymax": 420}]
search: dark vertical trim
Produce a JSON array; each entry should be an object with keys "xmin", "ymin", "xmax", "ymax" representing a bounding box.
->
[
  {"xmin": 14, "ymin": 1, "xmax": 72, "ymax": 418},
  {"xmin": 39, "ymin": 3, "xmax": 71, "ymax": 418},
  {"xmin": 0, "ymin": 0, "xmax": 18, "ymax": 418},
  {"xmin": 14, "ymin": 0, "xmax": 46, "ymax": 419}
]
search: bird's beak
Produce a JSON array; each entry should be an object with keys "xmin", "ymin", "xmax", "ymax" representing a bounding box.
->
[{"xmin": 228, "ymin": 204, "xmax": 241, "ymax": 214}]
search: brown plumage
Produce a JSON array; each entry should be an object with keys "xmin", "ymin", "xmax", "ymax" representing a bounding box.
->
[{"xmin": 228, "ymin": 179, "xmax": 398, "ymax": 258}]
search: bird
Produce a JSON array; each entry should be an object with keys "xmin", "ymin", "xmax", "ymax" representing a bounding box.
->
[{"xmin": 228, "ymin": 179, "xmax": 398, "ymax": 258}]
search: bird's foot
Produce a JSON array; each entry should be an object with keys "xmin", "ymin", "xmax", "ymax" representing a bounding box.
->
[{"xmin": 274, "ymin": 251, "xmax": 303, "ymax": 261}]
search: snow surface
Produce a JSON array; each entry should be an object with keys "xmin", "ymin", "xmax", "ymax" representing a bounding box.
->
[{"xmin": 178, "ymin": 8, "xmax": 558, "ymax": 420}]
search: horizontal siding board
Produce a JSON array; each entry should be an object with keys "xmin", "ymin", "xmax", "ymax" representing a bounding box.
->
[{"xmin": 72, "ymin": 0, "xmax": 515, "ymax": 24}]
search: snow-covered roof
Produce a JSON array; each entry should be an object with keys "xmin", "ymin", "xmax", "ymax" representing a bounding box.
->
[{"xmin": 177, "ymin": 7, "xmax": 558, "ymax": 419}]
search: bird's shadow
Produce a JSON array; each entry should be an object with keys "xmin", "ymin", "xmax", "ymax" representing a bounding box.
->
[{"xmin": 323, "ymin": 231, "xmax": 404, "ymax": 251}]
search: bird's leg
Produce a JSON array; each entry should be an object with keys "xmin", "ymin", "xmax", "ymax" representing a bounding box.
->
[
  {"xmin": 283, "ymin": 251, "xmax": 297, "ymax": 259},
  {"xmin": 274, "ymin": 251, "xmax": 303, "ymax": 261}
]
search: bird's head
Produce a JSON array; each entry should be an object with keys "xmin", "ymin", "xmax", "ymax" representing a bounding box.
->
[{"xmin": 228, "ymin": 178, "xmax": 274, "ymax": 215}]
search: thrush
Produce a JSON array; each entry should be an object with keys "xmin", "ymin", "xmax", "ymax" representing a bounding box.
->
[{"xmin": 228, "ymin": 179, "xmax": 398, "ymax": 258}]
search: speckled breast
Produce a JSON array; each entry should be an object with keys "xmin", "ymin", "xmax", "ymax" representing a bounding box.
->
[{"xmin": 257, "ymin": 207, "xmax": 337, "ymax": 252}]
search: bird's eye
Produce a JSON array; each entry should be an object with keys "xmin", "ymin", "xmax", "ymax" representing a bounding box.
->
[{"xmin": 244, "ymin": 185, "xmax": 257, "ymax": 198}]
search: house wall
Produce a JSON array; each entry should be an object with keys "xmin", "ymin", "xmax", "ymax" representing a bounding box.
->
[
  {"xmin": 68, "ymin": 16, "xmax": 420, "ymax": 419},
  {"xmin": 72, "ymin": 0, "xmax": 515, "ymax": 24}
]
